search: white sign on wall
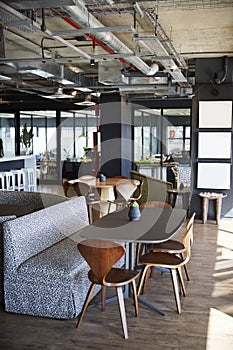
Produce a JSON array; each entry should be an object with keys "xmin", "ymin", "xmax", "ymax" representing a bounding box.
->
[
  {"xmin": 197, "ymin": 163, "xmax": 231, "ymax": 189},
  {"xmin": 198, "ymin": 132, "xmax": 232, "ymax": 159},
  {"xmin": 199, "ymin": 101, "xmax": 232, "ymax": 128}
]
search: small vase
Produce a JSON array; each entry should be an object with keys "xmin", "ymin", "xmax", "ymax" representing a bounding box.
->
[
  {"xmin": 128, "ymin": 205, "xmax": 141, "ymax": 221},
  {"xmin": 100, "ymin": 175, "xmax": 106, "ymax": 183}
]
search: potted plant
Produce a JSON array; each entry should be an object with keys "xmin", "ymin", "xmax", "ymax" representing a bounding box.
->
[{"xmin": 128, "ymin": 200, "xmax": 141, "ymax": 221}]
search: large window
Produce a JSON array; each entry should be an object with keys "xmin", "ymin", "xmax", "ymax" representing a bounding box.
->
[
  {"xmin": 0, "ymin": 113, "xmax": 15, "ymax": 157},
  {"xmin": 133, "ymin": 107, "xmax": 191, "ymax": 185}
]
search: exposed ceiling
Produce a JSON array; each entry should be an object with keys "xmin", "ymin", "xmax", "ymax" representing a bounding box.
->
[{"xmin": 0, "ymin": 0, "xmax": 232, "ymax": 106}]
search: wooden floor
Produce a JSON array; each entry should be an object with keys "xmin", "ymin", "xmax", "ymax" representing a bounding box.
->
[{"xmin": 0, "ymin": 185, "xmax": 233, "ymax": 349}]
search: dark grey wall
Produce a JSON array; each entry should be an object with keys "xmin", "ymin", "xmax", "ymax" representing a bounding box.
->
[{"xmin": 190, "ymin": 57, "xmax": 233, "ymax": 220}]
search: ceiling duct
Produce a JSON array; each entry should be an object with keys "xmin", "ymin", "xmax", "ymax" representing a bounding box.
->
[
  {"xmin": 63, "ymin": 3, "xmax": 159, "ymax": 77},
  {"xmin": 1, "ymin": 1, "xmax": 75, "ymax": 9}
]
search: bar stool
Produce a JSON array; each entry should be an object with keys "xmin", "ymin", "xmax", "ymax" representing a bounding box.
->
[
  {"xmin": 11, "ymin": 169, "xmax": 26, "ymax": 191},
  {"xmin": 2, "ymin": 171, "xmax": 15, "ymax": 191},
  {"xmin": 21, "ymin": 168, "xmax": 35, "ymax": 191}
]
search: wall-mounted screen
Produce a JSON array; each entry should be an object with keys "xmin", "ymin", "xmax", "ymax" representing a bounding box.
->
[
  {"xmin": 199, "ymin": 101, "xmax": 232, "ymax": 128},
  {"xmin": 198, "ymin": 132, "xmax": 232, "ymax": 159},
  {"xmin": 197, "ymin": 163, "xmax": 231, "ymax": 189}
]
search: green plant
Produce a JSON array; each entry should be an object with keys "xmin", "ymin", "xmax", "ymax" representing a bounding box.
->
[
  {"xmin": 130, "ymin": 200, "xmax": 139, "ymax": 207},
  {"xmin": 21, "ymin": 123, "xmax": 34, "ymax": 148}
]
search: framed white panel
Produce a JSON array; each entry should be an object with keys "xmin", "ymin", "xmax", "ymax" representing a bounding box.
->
[
  {"xmin": 198, "ymin": 132, "xmax": 232, "ymax": 159},
  {"xmin": 197, "ymin": 163, "xmax": 231, "ymax": 189},
  {"xmin": 199, "ymin": 101, "xmax": 232, "ymax": 128}
]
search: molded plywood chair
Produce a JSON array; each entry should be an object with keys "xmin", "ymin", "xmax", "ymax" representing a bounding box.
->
[
  {"xmin": 137, "ymin": 213, "xmax": 195, "ymax": 314},
  {"xmin": 72, "ymin": 181, "xmax": 101, "ymax": 224},
  {"xmin": 76, "ymin": 239, "xmax": 140, "ymax": 339},
  {"xmin": 149, "ymin": 212, "xmax": 196, "ymax": 281},
  {"xmin": 72, "ymin": 181, "xmax": 91, "ymax": 197},
  {"xmin": 108, "ymin": 180, "xmax": 138, "ymax": 213},
  {"xmin": 135, "ymin": 201, "xmax": 172, "ymax": 265}
]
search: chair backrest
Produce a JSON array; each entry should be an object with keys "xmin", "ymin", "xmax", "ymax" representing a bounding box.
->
[
  {"xmin": 131, "ymin": 179, "xmax": 144, "ymax": 201},
  {"xmin": 186, "ymin": 212, "xmax": 196, "ymax": 245},
  {"xmin": 115, "ymin": 180, "xmax": 137, "ymax": 202},
  {"xmin": 73, "ymin": 182, "xmax": 91, "ymax": 197},
  {"xmin": 140, "ymin": 200, "xmax": 172, "ymax": 209},
  {"xmin": 78, "ymin": 175, "xmax": 96, "ymax": 185},
  {"xmin": 78, "ymin": 239, "xmax": 125, "ymax": 285},
  {"xmin": 182, "ymin": 212, "xmax": 196, "ymax": 264}
]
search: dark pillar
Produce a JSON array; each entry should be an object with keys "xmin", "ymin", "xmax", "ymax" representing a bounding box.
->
[{"xmin": 99, "ymin": 93, "xmax": 133, "ymax": 178}]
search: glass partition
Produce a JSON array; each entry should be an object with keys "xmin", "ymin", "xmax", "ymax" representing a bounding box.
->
[
  {"xmin": 133, "ymin": 107, "xmax": 191, "ymax": 188},
  {"xmin": 0, "ymin": 113, "xmax": 15, "ymax": 157}
]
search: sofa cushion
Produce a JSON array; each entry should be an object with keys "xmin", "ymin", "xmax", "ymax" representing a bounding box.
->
[
  {"xmin": 0, "ymin": 191, "xmax": 67, "ymax": 213},
  {"xmin": 3, "ymin": 196, "xmax": 89, "ymax": 269}
]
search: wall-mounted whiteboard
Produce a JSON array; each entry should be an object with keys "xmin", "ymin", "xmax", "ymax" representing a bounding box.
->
[
  {"xmin": 197, "ymin": 163, "xmax": 231, "ymax": 189},
  {"xmin": 199, "ymin": 101, "xmax": 232, "ymax": 128},
  {"xmin": 198, "ymin": 132, "xmax": 232, "ymax": 159}
]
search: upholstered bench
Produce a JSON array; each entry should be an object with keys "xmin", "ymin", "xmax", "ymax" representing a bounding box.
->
[{"xmin": 2, "ymin": 196, "xmax": 100, "ymax": 319}]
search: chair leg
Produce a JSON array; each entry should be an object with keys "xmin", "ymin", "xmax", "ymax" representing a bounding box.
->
[
  {"xmin": 137, "ymin": 265, "xmax": 150, "ymax": 296},
  {"xmin": 107, "ymin": 201, "xmax": 112, "ymax": 214},
  {"xmin": 131, "ymin": 280, "xmax": 139, "ymax": 317},
  {"xmin": 170, "ymin": 269, "xmax": 182, "ymax": 314},
  {"xmin": 177, "ymin": 266, "xmax": 187, "ymax": 297},
  {"xmin": 87, "ymin": 203, "xmax": 93, "ymax": 224},
  {"xmin": 116, "ymin": 286, "xmax": 128, "ymax": 339},
  {"xmin": 181, "ymin": 252, "xmax": 190, "ymax": 281},
  {"xmin": 101, "ymin": 285, "xmax": 106, "ymax": 311},
  {"xmin": 76, "ymin": 283, "xmax": 96, "ymax": 328}
]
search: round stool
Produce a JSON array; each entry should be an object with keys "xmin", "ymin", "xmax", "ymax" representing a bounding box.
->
[
  {"xmin": 21, "ymin": 168, "xmax": 35, "ymax": 192},
  {"xmin": 198, "ymin": 192, "xmax": 227, "ymax": 225},
  {"xmin": 3, "ymin": 171, "xmax": 15, "ymax": 191},
  {"xmin": 11, "ymin": 169, "xmax": 26, "ymax": 191}
]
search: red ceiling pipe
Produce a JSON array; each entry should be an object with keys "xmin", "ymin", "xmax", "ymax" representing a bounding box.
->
[{"xmin": 51, "ymin": 8, "xmax": 133, "ymax": 68}]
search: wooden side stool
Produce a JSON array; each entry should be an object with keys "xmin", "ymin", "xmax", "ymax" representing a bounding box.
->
[{"xmin": 198, "ymin": 192, "xmax": 227, "ymax": 225}]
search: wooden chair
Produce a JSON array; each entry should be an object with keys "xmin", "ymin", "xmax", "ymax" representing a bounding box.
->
[
  {"xmin": 72, "ymin": 181, "xmax": 91, "ymax": 197},
  {"xmin": 135, "ymin": 201, "xmax": 172, "ymax": 265},
  {"xmin": 108, "ymin": 180, "xmax": 137, "ymax": 213},
  {"xmin": 76, "ymin": 239, "xmax": 140, "ymax": 339},
  {"xmin": 149, "ymin": 213, "xmax": 196, "ymax": 281},
  {"xmin": 72, "ymin": 181, "xmax": 101, "ymax": 224},
  {"xmin": 137, "ymin": 213, "xmax": 195, "ymax": 314}
]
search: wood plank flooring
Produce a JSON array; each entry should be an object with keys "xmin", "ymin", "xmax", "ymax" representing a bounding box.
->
[{"xmin": 0, "ymin": 186, "xmax": 233, "ymax": 349}]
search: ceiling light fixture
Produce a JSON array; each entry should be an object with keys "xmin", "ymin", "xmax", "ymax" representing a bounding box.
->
[{"xmin": 75, "ymin": 94, "xmax": 95, "ymax": 106}]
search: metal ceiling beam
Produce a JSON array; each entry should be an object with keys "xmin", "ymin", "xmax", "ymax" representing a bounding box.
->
[{"xmin": 51, "ymin": 25, "xmax": 136, "ymax": 36}]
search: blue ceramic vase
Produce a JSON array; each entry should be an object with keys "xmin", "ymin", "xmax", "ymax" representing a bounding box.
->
[{"xmin": 128, "ymin": 202, "xmax": 141, "ymax": 221}]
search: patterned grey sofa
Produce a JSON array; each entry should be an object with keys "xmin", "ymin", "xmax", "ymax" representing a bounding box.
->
[
  {"xmin": 0, "ymin": 190, "xmax": 68, "ymax": 307},
  {"xmin": 0, "ymin": 190, "xmax": 68, "ymax": 212},
  {"xmin": 0, "ymin": 215, "xmax": 16, "ymax": 306},
  {"xmin": 2, "ymin": 196, "xmax": 99, "ymax": 319}
]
